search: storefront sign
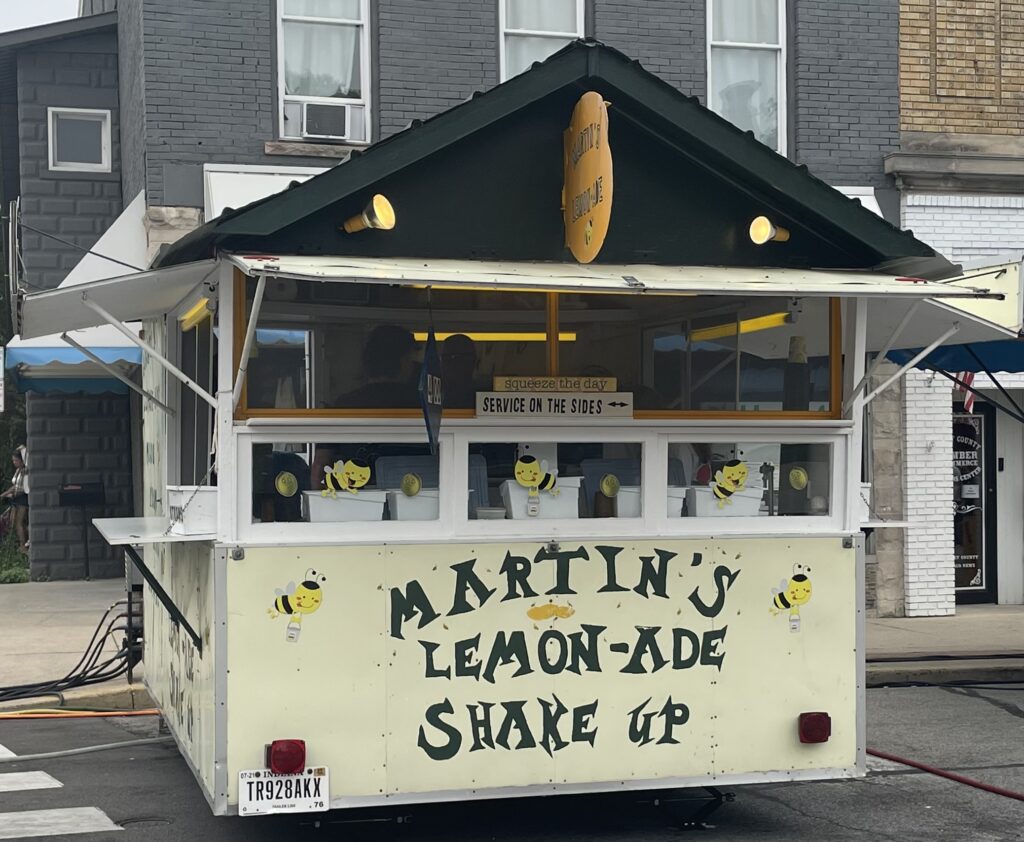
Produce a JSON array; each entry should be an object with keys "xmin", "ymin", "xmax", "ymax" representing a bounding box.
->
[
  {"xmin": 476, "ymin": 391, "xmax": 633, "ymax": 418},
  {"xmin": 493, "ymin": 375, "xmax": 617, "ymax": 393},
  {"xmin": 229, "ymin": 537, "xmax": 856, "ymax": 797},
  {"xmin": 419, "ymin": 329, "xmax": 443, "ymax": 455},
  {"xmin": 953, "ymin": 413, "xmax": 985, "ymax": 590},
  {"xmin": 563, "ymin": 91, "xmax": 613, "ymax": 264}
]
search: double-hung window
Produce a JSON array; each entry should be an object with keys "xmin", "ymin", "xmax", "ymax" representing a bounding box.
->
[
  {"xmin": 707, "ymin": 0, "xmax": 785, "ymax": 153},
  {"xmin": 500, "ymin": 0, "xmax": 585, "ymax": 81},
  {"xmin": 278, "ymin": 0, "xmax": 370, "ymax": 143}
]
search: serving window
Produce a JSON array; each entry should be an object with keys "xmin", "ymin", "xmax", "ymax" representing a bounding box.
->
[
  {"xmin": 251, "ymin": 441, "xmax": 441, "ymax": 523},
  {"xmin": 467, "ymin": 441, "xmax": 645, "ymax": 520},
  {"xmin": 668, "ymin": 440, "xmax": 833, "ymax": 517},
  {"xmin": 234, "ymin": 274, "xmax": 840, "ymax": 419}
]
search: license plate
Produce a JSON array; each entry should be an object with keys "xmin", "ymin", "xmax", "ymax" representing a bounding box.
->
[{"xmin": 238, "ymin": 767, "xmax": 329, "ymax": 816}]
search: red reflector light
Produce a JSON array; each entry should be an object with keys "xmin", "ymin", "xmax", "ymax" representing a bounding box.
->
[
  {"xmin": 266, "ymin": 739, "xmax": 306, "ymax": 775},
  {"xmin": 798, "ymin": 712, "xmax": 831, "ymax": 744}
]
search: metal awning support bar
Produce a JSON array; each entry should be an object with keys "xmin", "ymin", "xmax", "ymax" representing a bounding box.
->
[
  {"xmin": 59, "ymin": 333, "xmax": 176, "ymax": 416},
  {"xmin": 123, "ymin": 544, "xmax": 202, "ymax": 654},
  {"xmin": 231, "ymin": 273, "xmax": 266, "ymax": 409},
  {"xmin": 81, "ymin": 293, "xmax": 218, "ymax": 410},
  {"xmin": 860, "ymin": 323, "xmax": 961, "ymax": 408},
  {"xmin": 964, "ymin": 343, "xmax": 1024, "ymax": 419},
  {"xmin": 930, "ymin": 368, "xmax": 1024, "ymax": 425},
  {"xmin": 843, "ymin": 300, "xmax": 922, "ymax": 413}
]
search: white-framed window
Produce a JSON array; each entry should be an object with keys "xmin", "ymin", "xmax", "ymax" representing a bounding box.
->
[
  {"xmin": 707, "ymin": 0, "xmax": 786, "ymax": 153},
  {"xmin": 500, "ymin": 0, "xmax": 585, "ymax": 81},
  {"xmin": 47, "ymin": 107, "xmax": 111, "ymax": 172},
  {"xmin": 277, "ymin": 0, "xmax": 371, "ymax": 144}
]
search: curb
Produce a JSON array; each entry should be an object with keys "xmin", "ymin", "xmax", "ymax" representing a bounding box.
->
[
  {"xmin": 867, "ymin": 659, "xmax": 1024, "ymax": 687},
  {"xmin": 0, "ymin": 682, "xmax": 155, "ymax": 713}
]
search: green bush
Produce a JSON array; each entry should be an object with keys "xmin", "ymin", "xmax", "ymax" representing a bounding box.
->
[{"xmin": 0, "ymin": 528, "xmax": 28, "ymax": 584}]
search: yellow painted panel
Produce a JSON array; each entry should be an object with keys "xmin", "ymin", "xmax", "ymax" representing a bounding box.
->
[{"xmin": 223, "ymin": 537, "xmax": 856, "ymax": 804}]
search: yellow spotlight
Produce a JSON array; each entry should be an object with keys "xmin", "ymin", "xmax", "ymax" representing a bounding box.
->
[
  {"xmin": 749, "ymin": 215, "xmax": 790, "ymax": 245},
  {"xmin": 412, "ymin": 331, "xmax": 576, "ymax": 343},
  {"xmin": 342, "ymin": 194, "xmax": 396, "ymax": 233},
  {"xmin": 690, "ymin": 312, "xmax": 790, "ymax": 343},
  {"xmin": 179, "ymin": 297, "xmax": 213, "ymax": 331}
]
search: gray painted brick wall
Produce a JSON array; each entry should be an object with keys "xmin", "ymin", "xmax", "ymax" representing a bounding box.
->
[
  {"xmin": 791, "ymin": 0, "xmax": 899, "ymax": 187},
  {"xmin": 118, "ymin": 0, "xmax": 146, "ymax": 203},
  {"xmin": 128, "ymin": 1, "xmax": 897, "ymax": 207},
  {"xmin": 594, "ymin": 0, "xmax": 706, "ymax": 98},
  {"xmin": 26, "ymin": 393, "xmax": 133, "ymax": 581},
  {"xmin": 377, "ymin": 0, "xmax": 497, "ymax": 138},
  {"xmin": 16, "ymin": 31, "xmax": 122, "ymax": 291},
  {"xmin": 137, "ymin": 0, "xmax": 329, "ymax": 207}
]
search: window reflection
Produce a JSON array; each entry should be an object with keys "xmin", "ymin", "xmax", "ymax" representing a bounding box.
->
[{"xmin": 667, "ymin": 442, "xmax": 832, "ymax": 517}]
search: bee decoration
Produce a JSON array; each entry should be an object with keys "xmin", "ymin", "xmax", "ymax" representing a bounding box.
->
[
  {"xmin": 514, "ymin": 455, "xmax": 559, "ymax": 498},
  {"xmin": 322, "ymin": 458, "xmax": 371, "ymax": 497},
  {"xmin": 269, "ymin": 568, "xmax": 327, "ymax": 643},
  {"xmin": 770, "ymin": 563, "xmax": 813, "ymax": 632},
  {"xmin": 712, "ymin": 460, "xmax": 748, "ymax": 508}
]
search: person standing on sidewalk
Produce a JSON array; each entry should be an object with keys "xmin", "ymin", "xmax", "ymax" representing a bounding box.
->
[{"xmin": 1, "ymin": 446, "xmax": 29, "ymax": 553}]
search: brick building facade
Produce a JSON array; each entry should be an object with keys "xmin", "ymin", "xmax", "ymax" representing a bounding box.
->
[
  {"xmin": 2, "ymin": 1, "xmax": 918, "ymax": 579},
  {"xmin": 868, "ymin": 0, "xmax": 1024, "ymax": 613}
]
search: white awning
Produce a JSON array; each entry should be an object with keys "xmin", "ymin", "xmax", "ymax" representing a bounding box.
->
[
  {"xmin": 226, "ymin": 254, "xmax": 1001, "ymax": 300},
  {"xmin": 18, "ymin": 254, "xmax": 1016, "ymax": 354},
  {"xmin": 19, "ymin": 260, "xmax": 218, "ymax": 340}
]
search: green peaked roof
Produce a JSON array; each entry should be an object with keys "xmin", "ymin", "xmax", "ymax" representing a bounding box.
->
[{"xmin": 155, "ymin": 39, "xmax": 954, "ymax": 279}]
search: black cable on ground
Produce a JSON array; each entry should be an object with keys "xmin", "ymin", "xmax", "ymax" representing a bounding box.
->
[
  {"xmin": 0, "ymin": 601, "xmax": 132, "ymax": 703},
  {"xmin": 868, "ymin": 653, "xmax": 1024, "ymax": 664},
  {"xmin": 871, "ymin": 679, "xmax": 1024, "ymax": 690}
]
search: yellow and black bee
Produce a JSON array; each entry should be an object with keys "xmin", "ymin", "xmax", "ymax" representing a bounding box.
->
[
  {"xmin": 269, "ymin": 568, "xmax": 327, "ymax": 623},
  {"xmin": 770, "ymin": 564, "xmax": 813, "ymax": 618},
  {"xmin": 322, "ymin": 458, "xmax": 371, "ymax": 497},
  {"xmin": 514, "ymin": 455, "xmax": 559, "ymax": 497},
  {"xmin": 712, "ymin": 460, "xmax": 748, "ymax": 508}
]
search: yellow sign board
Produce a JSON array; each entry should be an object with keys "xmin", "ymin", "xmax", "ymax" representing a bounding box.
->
[
  {"xmin": 563, "ymin": 91, "xmax": 613, "ymax": 263},
  {"xmin": 493, "ymin": 375, "xmax": 617, "ymax": 392},
  {"xmin": 225, "ymin": 537, "xmax": 856, "ymax": 802}
]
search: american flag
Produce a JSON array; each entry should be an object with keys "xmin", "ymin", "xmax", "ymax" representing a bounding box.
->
[{"xmin": 958, "ymin": 371, "xmax": 975, "ymax": 413}]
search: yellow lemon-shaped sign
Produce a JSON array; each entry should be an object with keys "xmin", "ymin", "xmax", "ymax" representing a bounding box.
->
[
  {"xmin": 563, "ymin": 91, "xmax": 612, "ymax": 264},
  {"xmin": 275, "ymin": 471, "xmax": 298, "ymax": 497},
  {"xmin": 401, "ymin": 473, "xmax": 422, "ymax": 497},
  {"xmin": 600, "ymin": 473, "xmax": 621, "ymax": 498},
  {"xmin": 789, "ymin": 467, "xmax": 809, "ymax": 491}
]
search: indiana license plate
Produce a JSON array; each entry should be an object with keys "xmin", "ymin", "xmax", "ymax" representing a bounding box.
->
[{"xmin": 238, "ymin": 767, "xmax": 329, "ymax": 816}]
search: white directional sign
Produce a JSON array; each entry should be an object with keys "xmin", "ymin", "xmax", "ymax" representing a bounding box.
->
[{"xmin": 476, "ymin": 391, "xmax": 633, "ymax": 418}]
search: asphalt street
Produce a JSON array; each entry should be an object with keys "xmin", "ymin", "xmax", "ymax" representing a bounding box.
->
[{"xmin": 0, "ymin": 685, "xmax": 1021, "ymax": 841}]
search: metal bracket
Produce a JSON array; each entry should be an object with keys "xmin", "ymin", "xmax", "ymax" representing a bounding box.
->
[
  {"xmin": 124, "ymin": 544, "xmax": 203, "ymax": 654},
  {"xmin": 81, "ymin": 293, "xmax": 218, "ymax": 410},
  {"xmin": 230, "ymin": 547, "xmax": 245, "ymax": 560},
  {"xmin": 60, "ymin": 332, "xmax": 175, "ymax": 416},
  {"xmin": 843, "ymin": 537, "xmax": 855, "ymax": 549}
]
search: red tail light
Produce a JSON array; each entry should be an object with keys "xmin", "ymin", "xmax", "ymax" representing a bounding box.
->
[
  {"xmin": 266, "ymin": 739, "xmax": 306, "ymax": 774},
  {"xmin": 798, "ymin": 712, "xmax": 831, "ymax": 744}
]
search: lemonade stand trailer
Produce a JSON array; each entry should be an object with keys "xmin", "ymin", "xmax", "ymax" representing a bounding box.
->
[{"xmin": 15, "ymin": 40, "xmax": 1020, "ymax": 817}]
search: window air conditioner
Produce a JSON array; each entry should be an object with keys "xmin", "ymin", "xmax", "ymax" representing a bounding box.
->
[{"xmin": 302, "ymin": 102, "xmax": 349, "ymax": 140}]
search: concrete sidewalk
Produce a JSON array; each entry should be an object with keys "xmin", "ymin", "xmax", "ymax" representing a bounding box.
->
[
  {"xmin": 0, "ymin": 579, "xmax": 149, "ymax": 710},
  {"xmin": 1, "ymin": 580, "xmax": 1022, "ymax": 707},
  {"xmin": 866, "ymin": 603, "xmax": 1024, "ymax": 686}
]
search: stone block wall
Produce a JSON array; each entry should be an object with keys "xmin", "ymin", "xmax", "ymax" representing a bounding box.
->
[
  {"xmin": 867, "ymin": 362, "xmax": 906, "ymax": 617},
  {"xmin": 25, "ymin": 393, "xmax": 133, "ymax": 580}
]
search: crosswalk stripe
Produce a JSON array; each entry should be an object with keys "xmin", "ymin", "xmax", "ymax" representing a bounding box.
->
[
  {"xmin": 0, "ymin": 744, "xmax": 15, "ymax": 758},
  {"xmin": 0, "ymin": 807, "xmax": 121, "ymax": 839},
  {"xmin": 0, "ymin": 771, "xmax": 63, "ymax": 792}
]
